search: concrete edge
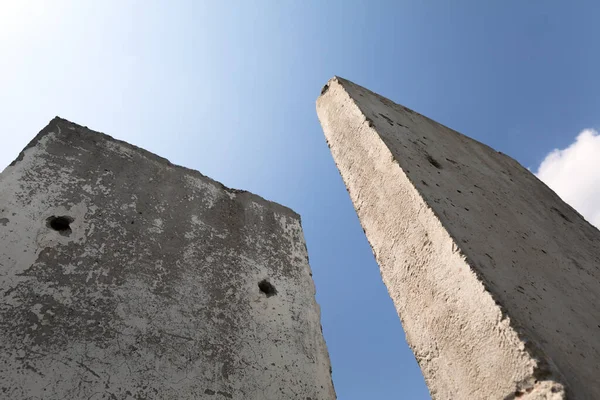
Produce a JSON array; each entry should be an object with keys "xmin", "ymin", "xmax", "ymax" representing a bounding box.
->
[
  {"xmin": 324, "ymin": 77, "xmax": 597, "ymax": 234},
  {"xmin": 317, "ymin": 76, "xmax": 568, "ymax": 399},
  {"xmin": 8, "ymin": 117, "xmax": 301, "ymax": 221}
]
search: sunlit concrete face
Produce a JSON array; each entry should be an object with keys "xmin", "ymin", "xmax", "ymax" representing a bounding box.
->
[
  {"xmin": 317, "ymin": 77, "xmax": 600, "ymax": 400},
  {"xmin": 0, "ymin": 118, "xmax": 335, "ymax": 400}
]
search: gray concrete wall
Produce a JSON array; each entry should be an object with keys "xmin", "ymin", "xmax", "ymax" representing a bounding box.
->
[
  {"xmin": 317, "ymin": 77, "xmax": 600, "ymax": 399},
  {"xmin": 0, "ymin": 118, "xmax": 335, "ymax": 400}
]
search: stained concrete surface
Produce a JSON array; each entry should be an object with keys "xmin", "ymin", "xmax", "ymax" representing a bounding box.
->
[
  {"xmin": 0, "ymin": 118, "xmax": 335, "ymax": 399},
  {"xmin": 317, "ymin": 77, "xmax": 600, "ymax": 399}
]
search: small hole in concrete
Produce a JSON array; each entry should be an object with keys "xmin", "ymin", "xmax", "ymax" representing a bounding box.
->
[
  {"xmin": 551, "ymin": 207, "xmax": 572, "ymax": 223},
  {"xmin": 258, "ymin": 279, "xmax": 277, "ymax": 297},
  {"xmin": 427, "ymin": 155, "xmax": 442, "ymax": 169},
  {"xmin": 47, "ymin": 216, "xmax": 73, "ymax": 236}
]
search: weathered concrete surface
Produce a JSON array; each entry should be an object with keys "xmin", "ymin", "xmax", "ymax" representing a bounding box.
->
[
  {"xmin": 317, "ymin": 77, "xmax": 600, "ymax": 399},
  {"xmin": 0, "ymin": 118, "xmax": 335, "ymax": 400}
]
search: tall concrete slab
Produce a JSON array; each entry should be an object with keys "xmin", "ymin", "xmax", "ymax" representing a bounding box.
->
[
  {"xmin": 0, "ymin": 118, "xmax": 335, "ymax": 400},
  {"xmin": 317, "ymin": 77, "xmax": 600, "ymax": 399}
]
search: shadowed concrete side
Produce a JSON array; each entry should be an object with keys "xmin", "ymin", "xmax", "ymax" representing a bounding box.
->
[
  {"xmin": 0, "ymin": 118, "xmax": 335, "ymax": 400},
  {"xmin": 317, "ymin": 77, "xmax": 600, "ymax": 399}
]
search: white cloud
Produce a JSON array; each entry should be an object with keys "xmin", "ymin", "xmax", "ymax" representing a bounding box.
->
[{"xmin": 536, "ymin": 129, "xmax": 600, "ymax": 228}]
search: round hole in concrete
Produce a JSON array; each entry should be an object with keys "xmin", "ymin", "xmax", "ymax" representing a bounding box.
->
[
  {"xmin": 47, "ymin": 215, "xmax": 74, "ymax": 236},
  {"xmin": 258, "ymin": 279, "xmax": 277, "ymax": 297}
]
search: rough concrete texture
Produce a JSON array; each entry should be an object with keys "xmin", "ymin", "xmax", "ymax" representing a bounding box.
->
[
  {"xmin": 0, "ymin": 118, "xmax": 335, "ymax": 400},
  {"xmin": 317, "ymin": 77, "xmax": 600, "ymax": 399}
]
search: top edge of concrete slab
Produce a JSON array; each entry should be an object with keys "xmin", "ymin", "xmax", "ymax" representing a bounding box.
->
[
  {"xmin": 9, "ymin": 116, "xmax": 300, "ymax": 220},
  {"xmin": 320, "ymin": 76, "xmax": 597, "ymax": 234},
  {"xmin": 321, "ymin": 76, "xmax": 596, "ymax": 233}
]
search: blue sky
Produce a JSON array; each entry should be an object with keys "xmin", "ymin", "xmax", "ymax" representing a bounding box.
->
[{"xmin": 2, "ymin": 1, "xmax": 600, "ymax": 398}]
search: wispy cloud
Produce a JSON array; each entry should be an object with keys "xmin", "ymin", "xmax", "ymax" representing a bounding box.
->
[{"xmin": 536, "ymin": 129, "xmax": 600, "ymax": 228}]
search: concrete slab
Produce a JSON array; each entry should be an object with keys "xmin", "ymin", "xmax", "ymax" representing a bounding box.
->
[
  {"xmin": 0, "ymin": 118, "xmax": 335, "ymax": 400},
  {"xmin": 317, "ymin": 77, "xmax": 600, "ymax": 399}
]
